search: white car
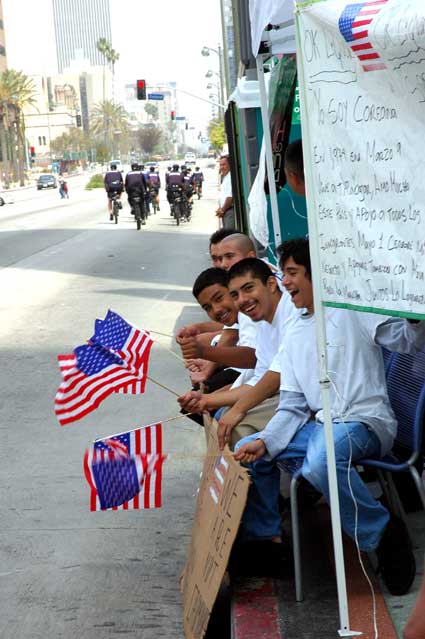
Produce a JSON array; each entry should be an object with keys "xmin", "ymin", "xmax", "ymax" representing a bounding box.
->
[{"xmin": 184, "ymin": 152, "xmax": 196, "ymax": 165}]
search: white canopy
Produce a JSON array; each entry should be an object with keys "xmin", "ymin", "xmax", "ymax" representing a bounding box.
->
[{"xmin": 249, "ymin": 0, "xmax": 296, "ymax": 56}]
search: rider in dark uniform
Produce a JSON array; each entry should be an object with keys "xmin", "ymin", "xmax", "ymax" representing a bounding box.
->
[{"xmin": 125, "ymin": 163, "xmax": 147, "ymax": 224}]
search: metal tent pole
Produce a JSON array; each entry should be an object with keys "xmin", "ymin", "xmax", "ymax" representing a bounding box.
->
[
  {"xmin": 256, "ymin": 55, "xmax": 281, "ymax": 251},
  {"xmin": 294, "ymin": 10, "xmax": 361, "ymax": 637}
]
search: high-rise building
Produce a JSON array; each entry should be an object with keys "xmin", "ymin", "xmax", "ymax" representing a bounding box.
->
[
  {"xmin": 0, "ymin": 0, "xmax": 8, "ymax": 72},
  {"xmin": 52, "ymin": 0, "xmax": 112, "ymax": 73}
]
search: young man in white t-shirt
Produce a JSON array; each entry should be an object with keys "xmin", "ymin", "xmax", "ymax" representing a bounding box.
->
[
  {"xmin": 179, "ymin": 258, "xmax": 296, "ymax": 449},
  {"xmin": 234, "ymin": 238, "xmax": 425, "ymax": 593}
]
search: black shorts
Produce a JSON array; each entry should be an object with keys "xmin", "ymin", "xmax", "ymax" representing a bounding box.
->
[{"xmin": 107, "ymin": 189, "xmax": 122, "ymax": 199}]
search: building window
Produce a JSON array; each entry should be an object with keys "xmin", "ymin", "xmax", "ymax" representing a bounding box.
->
[
  {"xmin": 38, "ymin": 136, "xmax": 42, "ymax": 146},
  {"xmin": 43, "ymin": 136, "xmax": 46, "ymax": 145}
]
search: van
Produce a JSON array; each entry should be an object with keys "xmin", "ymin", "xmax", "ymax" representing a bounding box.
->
[{"xmin": 184, "ymin": 152, "xmax": 196, "ymax": 165}]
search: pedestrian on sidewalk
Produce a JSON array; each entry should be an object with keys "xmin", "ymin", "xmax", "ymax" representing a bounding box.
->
[{"xmin": 216, "ymin": 155, "xmax": 235, "ymax": 229}]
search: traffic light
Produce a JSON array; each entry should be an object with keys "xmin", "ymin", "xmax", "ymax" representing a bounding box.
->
[
  {"xmin": 76, "ymin": 114, "xmax": 82, "ymax": 127},
  {"xmin": 137, "ymin": 79, "xmax": 146, "ymax": 100},
  {"xmin": 30, "ymin": 146, "xmax": 35, "ymax": 164},
  {"xmin": 170, "ymin": 110, "xmax": 175, "ymax": 120}
]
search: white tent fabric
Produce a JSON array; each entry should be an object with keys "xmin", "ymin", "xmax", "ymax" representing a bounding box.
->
[
  {"xmin": 249, "ymin": 0, "xmax": 295, "ymax": 56},
  {"xmin": 248, "ymin": 142, "xmax": 268, "ymax": 247}
]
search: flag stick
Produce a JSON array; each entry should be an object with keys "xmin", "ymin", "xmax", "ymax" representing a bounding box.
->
[
  {"xmin": 147, "ymin": 375, "xmax": 180, "ymax": 397},
  {"xmin": 94, "ymin": 412, "xmax": 196, "ymax": 442}
]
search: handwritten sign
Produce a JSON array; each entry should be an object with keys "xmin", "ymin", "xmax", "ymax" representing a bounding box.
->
[
  {"xmin": 181, "ymin": 420, "xmax": 250, "ymax": 639},
  {"xmin": 297, "ymin": 0, "xmax": 425, "ymax": 318}
]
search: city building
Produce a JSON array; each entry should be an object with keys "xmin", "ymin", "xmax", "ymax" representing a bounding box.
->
[
  {"xmin": 52, "ymin": 0, "xmax": 112, "ymax": 73},
  {"xmin": 24, "ymin": 75, "xmax": 77, "ymax": 164},
  {"xmin": 0, "ymin": 0, "xmax": 7, "ymax": 71}
]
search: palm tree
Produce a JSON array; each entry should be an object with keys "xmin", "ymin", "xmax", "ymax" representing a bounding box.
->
[
  {"xmin": 90, "ymin": 100, "xmax": 129, "ymax": 157},
  {"xmin": 0, "ymin": 70, "xmax": 37, "ymax": 186}
]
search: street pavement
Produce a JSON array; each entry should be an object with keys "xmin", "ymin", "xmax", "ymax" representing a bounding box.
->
[{"xmin": 0, "ymin": 162, "xmax": 219, "ymax": 639}]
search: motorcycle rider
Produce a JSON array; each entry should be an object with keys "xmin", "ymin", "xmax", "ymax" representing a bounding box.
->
[
  {"xmin": 148, "ymin": 166, "xmax": 161, "ymax": 211},
  {"xmin": 166, "ymin": 163, "xmax": 185, "ymax": 216},
  {"xmin": 104, "ymin": 163, "xmax": 124, "ymax": 221},
  {"xmin": 183, "ymin": 166, "xmax": 194, "ymax": 211},
  {"xmin": 192, "ymin": 166, "xmax": 204, "ymax": 197},
  {"xmin": 125, "ymin": 163, "xmax": 147, "ymax": 225}
]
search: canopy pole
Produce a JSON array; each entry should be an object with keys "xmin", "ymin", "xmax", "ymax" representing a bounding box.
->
[
  {"xmin": 294, "ymin": 10, "xmax": 361, "ymax": 638},
  {"xmin": 256, "ymin": 55, "xmax": 281, "ymax": 251}
]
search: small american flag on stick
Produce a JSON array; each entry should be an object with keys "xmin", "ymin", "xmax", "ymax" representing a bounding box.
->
[
  {"xmin": 338, "ymin": 0, "xmax": 388, "ymax": 72},
  {"xmin": 55, "ymin": 310, "xmax": 153, "ymax": 426},
  {"xmin": 83, "ymin": 423, "xmax": 166, "ymax": 511}
]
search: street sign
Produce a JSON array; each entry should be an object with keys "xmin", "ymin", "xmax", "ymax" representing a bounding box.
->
[
  {"xmin": 147, "ymin": 93, "xmax": 164, "ymax": 100},
  {"xmin": 175, "ymin": 116, "xmax": 186, "ymax": 120}
]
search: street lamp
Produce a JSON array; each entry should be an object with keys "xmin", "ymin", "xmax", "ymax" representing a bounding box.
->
[{"xmin": 201, "ymin": 45, "xmax": 226, "ymax": 110}]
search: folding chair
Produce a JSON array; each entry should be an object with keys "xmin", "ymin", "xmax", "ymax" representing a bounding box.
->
[{"xmin": 288, "ymin": 348, "xmax": 425, "ymax": 602}]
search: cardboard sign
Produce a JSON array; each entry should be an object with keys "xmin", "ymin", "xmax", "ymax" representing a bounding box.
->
[
  {"xmin": 181, "ymin": 421, "xmax": 250, "ymax": 639},
  {"xmin": 297, "ymin": 0, "xmax": 425, "ymax": 318}
]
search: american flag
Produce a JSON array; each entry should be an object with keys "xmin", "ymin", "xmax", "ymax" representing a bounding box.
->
[
  {"xmin": 209, "ymin": 455, "xmax": 229, "ymax": 504},
  {"xmin": 83, "ymin": 423, "xmax": 165, "ymax": 511},
  {"xmin": 55, "ymin": 310, "xmax": 153, "ymax": 426},
  {"xmin": 338, "ymin": 1, "xmax": 388, "ymax": 72}
]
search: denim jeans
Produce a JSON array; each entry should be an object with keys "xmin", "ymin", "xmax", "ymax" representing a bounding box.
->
[{"xmin": 235, "ymin": 420, "xmax": 389, "ymax": 551}]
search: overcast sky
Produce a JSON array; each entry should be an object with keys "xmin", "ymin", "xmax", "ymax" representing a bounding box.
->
[{"xmin": 2, "ymin": 0, "xmax": 223, "ymax": 130}]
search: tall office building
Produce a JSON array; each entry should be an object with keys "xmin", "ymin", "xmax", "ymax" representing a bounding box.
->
[
  {"xmin": 52, "ymin": 0, "xmax": 112, "ymax": 73},
  {"xmin": 0, "ymin": 0, "xmax": 7, "ymax": 72}
]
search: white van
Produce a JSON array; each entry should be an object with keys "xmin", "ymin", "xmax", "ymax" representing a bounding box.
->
[{"xmin": 184, "ymin": 152, "xmax": 196, "ymax": 165}]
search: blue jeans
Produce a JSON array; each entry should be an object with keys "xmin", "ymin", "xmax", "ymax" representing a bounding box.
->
[{"xmin": 235, "ymin": 421, "xmax": 389, "ymax": 552}]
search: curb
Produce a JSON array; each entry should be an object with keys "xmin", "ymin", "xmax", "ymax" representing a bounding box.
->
[{"xmin": 231, "ymin": 578, "xmax": 282, "ymax": 639}]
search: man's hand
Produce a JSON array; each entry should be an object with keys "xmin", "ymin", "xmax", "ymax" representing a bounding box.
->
[
  {"xmin": 216, "ymin": 206, "xmax": 225, "ymax": 218},
  {"xmin": 217, "ymin": 408, "xmax": 246, "ymax": 450},
  {"xmin": 233, "ymin": 439, "xmax": 266, "ymax": 464},
  {"xmin": 186, "ymin": 358, "xmax": 217, "ymax": 384},
  {"xmin": 177, "ymin": 390, "xmax": 208, "ymax": 413},
  {"xmin": 177, "ymin": 335, "xmax": 202, "ymax": 360},
  {"xmin": 176, "ymin": 325, "xmax": 200, "ymax": 341}
]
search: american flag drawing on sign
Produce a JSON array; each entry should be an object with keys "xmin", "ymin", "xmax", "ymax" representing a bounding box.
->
[
  {"xmin": 55, "ymin": 310, "xmax": 153, "ymax": 426},
  {"xmin": 83, "ymin": 423, "xmax": 166, "ymax": 511},
  {"xmin": 338, "ymin": 0, "xmax": 388, "ymax": 72}
]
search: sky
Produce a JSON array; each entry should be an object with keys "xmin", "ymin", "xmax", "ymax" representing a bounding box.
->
[{"xmin": 2, "ymin": 0, "xmax": 223, "ymax": 130}]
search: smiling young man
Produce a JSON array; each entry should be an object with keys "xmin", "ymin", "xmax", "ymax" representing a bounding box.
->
[
  {"xmin": 234, "ymin": 237, "xmax": 425, "ymax": 594},
  {"xmin": 179, "ymin": 258, "xmax": 296, "ymax": 449}
]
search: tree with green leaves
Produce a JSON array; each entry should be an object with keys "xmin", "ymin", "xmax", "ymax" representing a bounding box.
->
[
  {"xmin": 207, "ymin": 117, "xmax": 226, "ymax": 152},
  {"xmin": 144, "ymin": 102, "xmax": 159, "ymax": 122},
  {"xmin": 0, "ymin": 69, "xmax": 37, "ymax": 186},
  {"xmin": 137, "ymin": 126, "xmax": 162, "ymax": 157},
  {"xmin": 90, "ymin": 100, "xmax": 130, "ymax": 157}
]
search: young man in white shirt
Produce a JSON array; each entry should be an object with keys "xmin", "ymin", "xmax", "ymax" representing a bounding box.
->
[
  {"xmin": 234, "ymin": 238, "xmax": 424, "ymax": 594},
  {"xmin": 179, "ymin": 258, "xmax": 296, "ymax": 449}
]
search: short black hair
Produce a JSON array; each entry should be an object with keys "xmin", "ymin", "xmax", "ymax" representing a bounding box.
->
[
  {"xmin": 192, "ymin": 267, "xmax": 229, "ymax": 299},
  {"xmin": 228, "ymin": 257, "xmax": 274, "ymax": 285},
  {"xmin": 284, "ymin": 139, "xmax": 304, "ymax": 179},
  {"xmin": 209, "ymin": 227, "xmax": 238, "ymax": 247},
  {"xmin": 277, "ymin": 238, "xmax": 311, "ymax": 279}
]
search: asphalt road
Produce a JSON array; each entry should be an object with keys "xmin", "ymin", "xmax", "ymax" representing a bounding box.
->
[{"xmin": 0, "ymin": 163, "xmax": 219, "ymax": 638}]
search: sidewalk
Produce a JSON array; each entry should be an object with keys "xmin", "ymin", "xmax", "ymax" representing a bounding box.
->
[{"xmin": 231, "ymin": 503, "xmax": 423, "ymax": 639}]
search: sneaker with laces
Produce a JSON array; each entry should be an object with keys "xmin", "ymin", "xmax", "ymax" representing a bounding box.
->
[{"xmin": 376, "ymin": 515, "xmax": 416, "ymax": 595}]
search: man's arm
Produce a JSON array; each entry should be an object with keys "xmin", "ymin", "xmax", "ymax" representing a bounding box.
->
[
  {"xmin": 176, "ymin": 321, "xmax": 224, "ymax": 341},
  {"xmin": 217, "ymin": 370, "xmax": 280, "ymax": 448},
  {"xmin": 234, "ymin": 390, "xmax": 310, "ymax": 461},
  {"xmin": 375, "ymin": 317, "xmax": 425, "ymax": 353},
  {"xmin": 178, "ymin": 383, "xmax": 252, "ymax": 413},
  {"xmin": 179, "ymin": 337, "xmax": 256, "ymax": 368},
  {"xmin": 216, "ymin": 196, "xmax": 233, "ymax": 218}
]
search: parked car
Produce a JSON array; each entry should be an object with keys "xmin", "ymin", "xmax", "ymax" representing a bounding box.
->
[
  {"xmin": 37, "ymin": 174, "xmax": 57, "ymax": 190},
  {"xmin": 184, "ymin": 152, "xmax": 196, "ymax": 165}
]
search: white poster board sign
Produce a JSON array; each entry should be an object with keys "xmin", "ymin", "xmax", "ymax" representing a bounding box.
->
[{"xmin": 297, "ymin": 0, "xmax": 425, "ymax": 318}]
